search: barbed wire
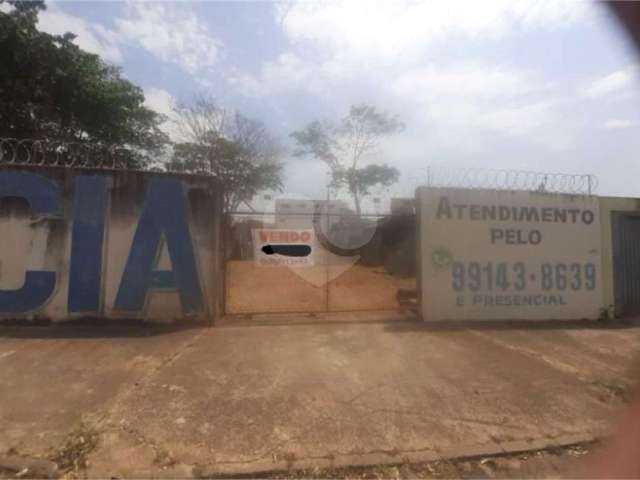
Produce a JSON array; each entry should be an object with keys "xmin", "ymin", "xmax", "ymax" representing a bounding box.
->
[
  {"xmin": 423, "ymin": 166, "xmax": 598, "ymax": 195},
  {"xmin": 0, "ymin": 138, "xmax": 150, "ymax": 170},
  {"xmin": 1, "ymin": 139, "xmax": 599, "ymax": 196}
]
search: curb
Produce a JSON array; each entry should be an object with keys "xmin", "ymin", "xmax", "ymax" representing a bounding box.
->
[{"xmin": 193, "ymin": 432, "xmax": 602, "ymax": 477}]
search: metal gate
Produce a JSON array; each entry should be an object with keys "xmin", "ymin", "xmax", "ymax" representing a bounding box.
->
[
  {"xmin": 612, "ymin": 212, "xmax": 640, "ymax": 316},
  {"xmin": 223, "ymin": 202, "xmax": 416, "ymax": 315}
]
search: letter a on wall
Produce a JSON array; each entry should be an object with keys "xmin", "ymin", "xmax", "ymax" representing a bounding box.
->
[
  {"xmin": 114, "ymin": 178, "xmax": 205, "ymax": 314},
  {"xmin": 0, "ymin": 172, "xmax": 61, "ymax": 313}
]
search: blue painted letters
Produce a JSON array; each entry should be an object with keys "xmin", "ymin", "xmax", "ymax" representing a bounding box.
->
[
  {"xmin": 68, "ymin": 176, "xmax": 108, "ymax": 313},
  {"xmin": 0, "ymin": 171, "xmax": 206, "ymax": 316},
  {"xmin": 114, "ymin": 178, "xmax": 204, "ymax": 314},
  {"xmin": 0, "ymin": 172, "xmax": 61, "ymax": 312}
]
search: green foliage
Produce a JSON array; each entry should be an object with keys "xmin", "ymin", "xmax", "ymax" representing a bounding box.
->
[
  {"xmin": 291, "ymin": 104, "xmax": 404, "ymax": 214},
  {"xmin": 0, "ymin": 0, "xmax": 168, "ymax": 167},
  {"xmin": 333, "ymin": 163, "xmax": 400, "ymax": 197},
  {"xmin": 290, "ymin": 120, "xmax": 338, "ymax": 168}
]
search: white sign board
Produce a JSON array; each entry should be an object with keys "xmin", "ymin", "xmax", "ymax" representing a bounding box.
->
[
  {"xmin": 418, "ymin": 188, "xmax": 603, "ymax": 321},
  {"xmin": 252, "ymin": 229, "xmax": 315, "ymax": 267}
]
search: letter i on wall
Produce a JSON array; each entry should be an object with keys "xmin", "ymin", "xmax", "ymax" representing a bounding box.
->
[{"xmin": 68, "ymin": 176, "xmax": 108, "ymax": 313}]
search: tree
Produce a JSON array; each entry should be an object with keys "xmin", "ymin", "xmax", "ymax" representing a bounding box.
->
[
  {"xmin": 169, "ymin": 97, "xmax": 284, "ymax": 211},
  {"xmin": 290, "ymin": 104, "xmax": 404, "ymax": 214},
  {"xmin": 336, "ymin": 164, "xmax": 399, "ymax": 202},
  {"xmin": 0, "ymin": 0, "xmax": 168, "ymax": 167}
]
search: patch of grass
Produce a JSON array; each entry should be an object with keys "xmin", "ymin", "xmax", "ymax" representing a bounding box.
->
[
  {"xmin": 51, "ymin": 422, "xmax": 100, "ymax": 474},
  {"xmin": 262, "ymin": 458, "xmax": 473, "ymax": 480},
  {"xmin": 591, "ymin": 379, "xmax": 631, "ymax": 402},
  {"xmin": 153, "ymin": 447, "xmax": 177, "ymax": 468}
]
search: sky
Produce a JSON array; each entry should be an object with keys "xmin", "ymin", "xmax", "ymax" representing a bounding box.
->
[{"xmin": 26, "ymin": 0, "xmax": 640, "ymax": 207}]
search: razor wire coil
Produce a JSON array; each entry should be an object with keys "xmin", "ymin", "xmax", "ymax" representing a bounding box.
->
[
  {"xmin": 0, "ymin": 139, "xmax": 599, "ymax": 196},
  {"xmin": 0, "ymin": 138, "xmax": 147, "ymax": 170},
  {"xmin": 423, "ymin": 166, "xmax": 598, "ymax": 195}
]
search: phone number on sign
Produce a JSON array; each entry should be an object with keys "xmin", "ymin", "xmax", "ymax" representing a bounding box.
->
[{"xmin": 451, "ymin": 261, "xmax": 596, "ymax": 292}]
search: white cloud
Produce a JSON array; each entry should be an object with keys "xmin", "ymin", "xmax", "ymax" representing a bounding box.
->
[
  {"xmin": 34, "ymin": 1, "xmax": 222, "ymax": 72},
  {"xmin": 37, "ymin": 4, "xmax": 123, "ymax": 63},
  {"xmin": 580, "ymin": 66, "xmax": 637, "ymax": 99},
  {"xmin": 392, "ymin": 64, "xmax": 533, "ymax": 101},
  {"xmin": 237, "ymin": 0, "xmax": 590, "ymax": 99},
  {"xmin": 388, "ymin": 63, "xmax": 572, "ymax": 147},
  {"xmin": 228, "ymin": 53, "xmax": 351, "ymax": 97},
  {"xmin": 0, "ymin": 2, "xmax": 14, "ymax": 13},
  {"xmin": 480, "ymin": 101, "xmax": 556, "ymax": 136},
  {"xmin": 144, "ymin": 87, "xmax": 176, "ymax": 118},
  {"xmin": 228, "ymin": 53, "xmax": 309, "ymax": 97},
  {"xmin": 234, "ymin": 54, "xmax": 573, "ymax": 151},
  {"xmin": 143, "ymin": 87, "xmax": 183, "ymax": 140},
  {"xmin": 277, "ymin": 0, "xmax": 593, "ymax": 60},
  {"xmin": 115, "ymin": 2, "xmax": 221, "ymax": 74},
  {"xmin": 231, "ymin": 1, "xmax": 582, "ymax": 152},
  {"xmin": 603, "ymin": 118, "xmax": 636, "ymax": 130}
]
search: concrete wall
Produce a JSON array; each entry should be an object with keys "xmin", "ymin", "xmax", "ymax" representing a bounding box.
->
[
  {"xmin": 0, "ymin": 166, "xmax": 223, "ymax": 324},
  {"xmin": 417, "ymin": 187, "xmax": 603, "ymax": 321}
]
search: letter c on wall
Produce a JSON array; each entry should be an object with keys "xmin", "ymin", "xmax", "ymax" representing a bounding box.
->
[{"xmin": 0, "ymin": 172, "xmax": 61, "ymax": 313}]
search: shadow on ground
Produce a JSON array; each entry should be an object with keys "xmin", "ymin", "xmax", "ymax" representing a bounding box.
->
[
  {"xmin": 1, "ymin": 316, "xmax": 637, "ymax": 340},
  {"xmin": 0, "ymin": 318, "xmax": 206, "ymax": 338},
  {"xmin": 384, "ymin": 318, "xmax": 639, "ymax": 333}
]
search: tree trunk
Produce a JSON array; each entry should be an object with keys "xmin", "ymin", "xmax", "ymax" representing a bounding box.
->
[
  {"xmin": 353, "ymin": 189, "xmax": 361, "ymax": 216},
  {"xmin": 347, "ymin": 170, "xmax": 361, "ymax": 216}
]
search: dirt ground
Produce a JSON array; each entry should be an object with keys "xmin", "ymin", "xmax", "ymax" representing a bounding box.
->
[{"xmin": 225, "ymin": 260, "xmax": 415, "ymax": 314}]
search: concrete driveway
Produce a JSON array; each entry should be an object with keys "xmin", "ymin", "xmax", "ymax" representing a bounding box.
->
[{"xmin": 0, "ymin": 318, "xmax": 638, "ymax": 477}]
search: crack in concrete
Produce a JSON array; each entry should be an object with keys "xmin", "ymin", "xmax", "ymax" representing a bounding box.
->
[
  {"xmin": 98, "ymin": 328, "xmax": 207, "ymax": 423},
  {"xmin": 468, "ymin": 330, "xmax": 586, "ymax": 379},
  {"xmin": 347, "ymin": 402, "xmax": 524, "ymax": 430},
  {"xmin": 66, "ymin": 329, "xmax": 209, "ymax": 472}
]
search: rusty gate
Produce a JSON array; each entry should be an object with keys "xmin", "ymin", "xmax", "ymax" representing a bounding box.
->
[{"xmin": 222, "ymin": 200, "xmax": 416, "ymax": 315}]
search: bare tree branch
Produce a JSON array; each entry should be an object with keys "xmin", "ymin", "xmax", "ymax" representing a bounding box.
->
[{"xmin": 170, "ymin": 96, "xmax": 284, "ymax": 211}]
